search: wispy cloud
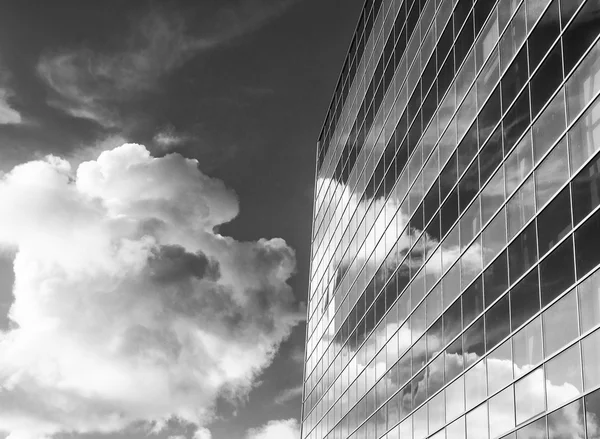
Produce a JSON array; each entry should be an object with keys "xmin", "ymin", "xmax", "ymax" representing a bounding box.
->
[
  {"xmin": 154, "ymin": 127, "xmax": 191, "ymax": 151},
  {"xmin": 246, "ymin": 419, "xmax": 300, "ymax": 439},
  {"xmin": 36, "ymin": 1, "xmax": 297, "ymax": 129},
  {"xmin": 0, "ymin": 144, "xmax": 303, "ymax": 438},
  {"xmin": 0, "ymin": 64, "xmax": 23, "ymax": 125},
  {"xmin": 274, "ymin": 385, "xmax": 303, "ymax": 405}
]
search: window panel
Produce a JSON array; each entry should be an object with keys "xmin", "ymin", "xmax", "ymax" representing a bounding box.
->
[
  {"xmin": 562, "ymin": 0, "xmax": 600, "ymax": 75},
  {"xmin": 502, "ymin": 5, "xmax": 527, "ymax": 72},
  {"xmin": 540, "ymin": 238, "xmax": 575, "ymax": 307},
  {"xmin": 515, "ymin": 367, "xmax": 546, "ymax": 425},
  {"xmin": 516, "ymin": 417, "xmax": 547, "ymax": 439},
  {"xmin": 535, "ymin": 136, "xmax": 569, "ymax": 210},
  {"xmin": 572, "ymin": 150, "xmax": 600, "ymax": 226},
  {"xmin": 575, "ymin": 208, "xmax": 600, "ymax": 279},
  {"xmin": 578, "ymin": 267, "xmax": 600, "ymax": 333},
  {"xmin": 487, "ymin": 338, "xmax": 513, "ymax": 395},
  {"xmin": 513, "ymin": 316, "xmax": 543, "ymax": 377},
  {"xmin": 465, "ymin": 359, "xmax": 487, "ymax": 410},
  {"xmin": 508, "ymin": 222, "xmax": 538, "ymax": 285},
  {"xmin": 528, "ymin": 0, "xmax": 560, "ymax": 72},
  {"xmin": 483, "ymin": 250, "xmax": 509, "ymax": 306},
  {"xmin": 568, "ymin": 92, "xmax": 600, "ymax": 174},
  {"xmin": 507, "ymin": 173, "xmax": 535, "ymax": 240},
  {"xmin": 545, "ymin": 343, "xmax": 583, "ymax": 411},
  {"xmin": 489, "ymin": 386, "xmax": 516, "ymax": 439},
  {"xmin": 479, "ymin": 123, "xmax": 504, "ymax": 187},
  {"xmin": 582, "ymin": 329, "xmax": 600, "ymax": 391},
  {"xmin": 483, "ymin": 210, "xmax": 507, "ymax": 267},
  {"xmin": 502, "ymin": 45, "xmax": 529, "ymax": 112},
  {"xmin": 536, "ymin": 186, "xmax": 572, "ymax": 257},
  {"xmin": 566, "ymin": 37, "xmax": 600, "ymax": 124},
  {"xmin": 481, "ymin": 167, "xmax": 505, "ymax": 225},
  {"xmin": 466, "ymin": 402, "xmax": 489, "ymax": 439},
  {"xmin": 532, "ymin": 91, "xmax": 566, "ymax": 165},
  {"xmin": 547, "ymin": 398, "xmax": 585, "ymax": 439},
  {"xmin": 542, "ymin": 288, "xmax": 579, "ymax": 356},
  {"xmin": 446, "ymin": 416, "xmax": 466, "ymax": 439},
  {"xmin": 486, "ymin": 293, "xmax": 510, "ymax": 350},
  {"xmin": 530, "ymin": 43, "xmax": 563, "ymax": 118}
]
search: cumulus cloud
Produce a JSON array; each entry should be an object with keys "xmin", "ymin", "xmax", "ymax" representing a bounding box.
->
[
  {"xmin": 37, "ymin": 1, "xmax": 297, "ymax": 128},
  {"xmin": 0, "ymin": 143, "xmax": 303, "ymax": 438},
  {"xmin": 246, "ymin": 419, "xmax": 300, "ymax": 439}
]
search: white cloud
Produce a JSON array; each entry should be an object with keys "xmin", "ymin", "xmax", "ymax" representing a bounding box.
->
[
  {"xmin": 246, "ymin": 419, "xmax": 300, "ymax": 439},
  {"xmin": 0, "ymin": 144, "xmax": 303, "ymax": 438},
  {"xmin": 274, "ymin": 385, "xmax": 303, "ymax": 405}
]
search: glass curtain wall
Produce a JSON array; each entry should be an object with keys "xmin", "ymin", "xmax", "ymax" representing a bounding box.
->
[{"xmin": 303, "ymin": 0, "xmax": 600, "ymax": 438}]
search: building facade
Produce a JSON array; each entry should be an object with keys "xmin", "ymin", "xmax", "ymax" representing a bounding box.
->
[{"xmin": 302, "ymin": 0, "xmax": 600, "ymax": 438}]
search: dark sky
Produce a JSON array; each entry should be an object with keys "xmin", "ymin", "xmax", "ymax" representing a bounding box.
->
[{"xmin": 0, "ymin": 1, "xmax": 362, "ymax": 439}]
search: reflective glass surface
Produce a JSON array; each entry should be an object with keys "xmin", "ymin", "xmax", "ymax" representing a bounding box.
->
[{"xmin": 305, "ymin": 0, "xmax": 600, "ymax": 438}]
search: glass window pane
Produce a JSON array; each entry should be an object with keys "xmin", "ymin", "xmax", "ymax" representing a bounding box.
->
[
  {"xmin": 516, "ymin": 417, "xmax": 547, "ymax": 439},
  {"xmin": 465, "ymin": 359, "xmax": 487, "ymax": 410},
  {"xmin": 535, "ymin": 137, "xmax": 569, "ymax": 211},
  {"xmin": 463, "ymin": 276, "xmax": 484, "ymax": 327},
  {"xmin": 489, "ymin": 386, "xmax": 516, "ymax": 439},
  {"xmin": 483, "ymin": 250, "xmax": 509, "ymax": 307},
  {"xmin": 508, "ymin": 222, "xmax": 538, "ymax": 285},
  {"xmin": 507, "ymin": 174, "xmax": 535, "ymax": 240},
  {"xmin": 500, "ymin": 3, "xmax": 527, "ymax": 72},
  {"xmin": 447, "ymin": 416, "xmax": 466, "ymax": 439},
  {"xmin": 571, "ymin": 150, "xmax": 600, "ymax": 226},
  {"xmin": 582, "ymin": 329, "xmax": 600, "ymax": 391},
  {"xmin": 467, "ymin": 402, "xmax": 489, "ymax": 439},
  {"xmin": 562, "ymin": 0, "xmax": 600, "ymax": 75},
  {"xmin": 515, "ymin": 367, "xmax": 546, "ymax": 425},
  {"xmin": 479, "ymin": 124, "xmax": 504, "ymax": 186},
  {"xmin": 569, "ymin": 95, "xmax": 600, "ymax": 173},
  {"xmin": 545, "ymin": 343, "xmax": 583, "ymax": 411},
  {"xmin": 513, "ymin": 316, "xmax": 543, "ymax": 377},
  {"xmin": 528, "ymin": 0, "xmax": 560, "ymax": 72},
  {"xmin": 542, "ymin": 288, "xmax": 579, "ymax": 357},
  {"xmin": 483, "ymin": 210, "xmax": 507, "ymax": 267},
  {"xmin": 575, "ymin": 208, "xmax": 600, "ymax": 279},
  {"xmin": 502, "ymin": 45, "xmax": 528, "ymax": 112},
  {"xmin": 585, "ymin": 388, "xmax": 600, "ymax": 439},
  {"xmin": 532, "ymin": 90, "xmax": 566, "ymax": 165},
  {"xmin": 481, "ymin": 167, "xmax": 505, "ymax": 225},
  {"xmin": 578, "ymin": 267, "xmax": 600, "ymax": 333},
  {"xmin": 530, "ymin": 43, "xmax": 563, "ymax": 118},
  {"xmin": 486, "ymin": 293, "xmax": 510, "ymax": 350},
  {"xmin": 478, "ymin": 51, "xmax": 501, "ymax": 111},
  {"xmin": 547, "ymin": 398, "xmax": 585, "ymax": 439},
  {"xmin": 540, "ymin": 238, "xmax": 575, "ymax": 307},
  {"xmin": 566, "ymin": 38, "xmax": 600, "ymax": 124},
  {"xmin": 503, "ymin": 87, "xmax": 531, "ymax": 154},
  {"xmin": 505, "ymin": 131, "xmax": 533, "ymax": 198},
  {"xmin": 536, "ymin": 186, "xmax": 572, "ymax": 257},
  {"xmin": 487, "ymin": 338, "xmax": 513, "ymax": 395},
  {"xmin": 428, "ymin": 390, "xmax": 445, "ymax": 433},
  {"xmin": 446, "ymin": 375, "xmax": 465, "ymax": 422},
  {"xmin": 464, "ymin": 317, "xmax": 485, "ymax": 368}
]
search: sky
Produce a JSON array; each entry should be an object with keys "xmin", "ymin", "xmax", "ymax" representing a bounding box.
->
[{"xmin": 0, "ymin": 1, "xmax": 363, "ymax": 439}]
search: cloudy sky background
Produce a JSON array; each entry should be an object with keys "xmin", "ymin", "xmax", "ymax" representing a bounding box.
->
[{"xmin": 0, "ymin": 1, "xmax": 363, "ymax": 438}]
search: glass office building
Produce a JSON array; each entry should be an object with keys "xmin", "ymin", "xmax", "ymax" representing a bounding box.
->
[{"xmin": 302, "ymin": 0, "xmax": 600, "ymax": 438}]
